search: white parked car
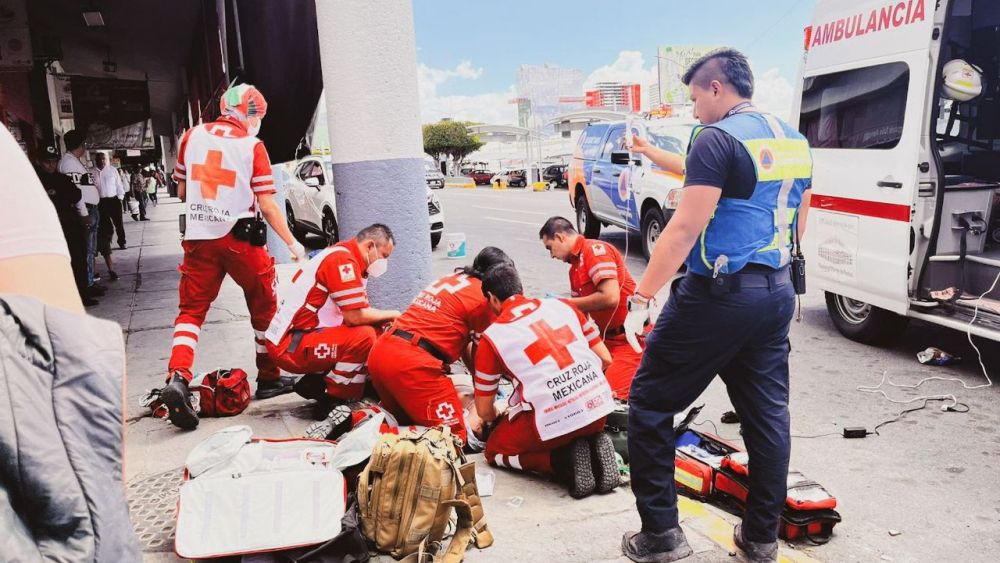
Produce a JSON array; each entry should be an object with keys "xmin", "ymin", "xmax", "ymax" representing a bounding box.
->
[
  {"xmin": 425, "ymin": 160, "xmax": 445, "ymax": 189},
  {"xmin": 286, "ymin": 156, "xmax": 445, "ymax": 249}
]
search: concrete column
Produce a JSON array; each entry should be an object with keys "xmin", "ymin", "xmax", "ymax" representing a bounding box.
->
[{"xmin": 314, "ymin": 0, "xmax": 431, "ymax": 310}]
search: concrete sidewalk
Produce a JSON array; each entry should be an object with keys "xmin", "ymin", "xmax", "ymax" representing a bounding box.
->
[{"xmin": 93, "ymin": 193, "xmax": 824, "ymax": 562}]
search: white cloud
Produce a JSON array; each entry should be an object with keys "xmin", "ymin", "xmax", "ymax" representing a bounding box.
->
[
  {"xmin": 583, "ymin": 51, "xmax": 658, "ymax": 92},
  {"xmin": 752, "ymin": 67, "xmax": 796, "ymax": 121},
  {"xmin": 417, "ymin": 61, "xmax": 515, "ymax": 124}
]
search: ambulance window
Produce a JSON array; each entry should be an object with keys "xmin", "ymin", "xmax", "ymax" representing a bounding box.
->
[{"xmin": 798, "ymin": 62, "xmax": 909, "ymax": 149}]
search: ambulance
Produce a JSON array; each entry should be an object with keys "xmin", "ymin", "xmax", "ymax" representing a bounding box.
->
[{"xmin": 794, "ymin": 0, "xmax": 1000, "ymax": 343}]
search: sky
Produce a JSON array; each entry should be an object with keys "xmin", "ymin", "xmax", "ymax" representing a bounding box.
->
[{"xmin": 412, "ymin": 0, "xmax": 817, "ymax": 124}]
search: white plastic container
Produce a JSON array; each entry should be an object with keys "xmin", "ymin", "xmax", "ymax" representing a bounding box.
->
[{"xmin": 445, "ymin": 233, "xmax": 467, "ymax": 259}]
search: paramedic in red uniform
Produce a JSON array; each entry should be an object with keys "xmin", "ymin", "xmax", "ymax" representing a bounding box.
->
[
  {"xmin": 473, "ymin": 264, "xmax": 620, "ymax": 499},
  {"xmin": 538, "ymin": 216, "xmax": 642, "ymax": 399},
  {"xmin": 265, "ymin": 224, "xmax": 400, "ymax": 409},
  {"xmin": 161, "ymin": 84, "xmax": 307, "ymax": 431},
  {"xmin": 367, "ymin": 246, "xmax": 514, "ymax": 444}
]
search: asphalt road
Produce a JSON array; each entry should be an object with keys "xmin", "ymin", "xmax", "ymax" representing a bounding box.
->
[{"xmin": 429, "ymin": 185, "xmax": 1000, "ymax": 563}]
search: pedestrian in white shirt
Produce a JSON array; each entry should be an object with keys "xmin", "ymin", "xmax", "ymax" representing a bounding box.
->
[
  {"xmin": 58, "ymin": 130, "xmax": 105, "ymax": 292},
  {"xmin": 93, "ymin": 152, "xmax": 124, "ymax": 280}
]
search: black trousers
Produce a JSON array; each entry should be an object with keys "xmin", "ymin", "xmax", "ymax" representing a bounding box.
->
[
  {"xmin": 98, "ymin": 197, "xmax": 126, "ymax": 247},
  {"xmin": 629, "ymin": 268, "xmax": 795, "ymax": 543}
]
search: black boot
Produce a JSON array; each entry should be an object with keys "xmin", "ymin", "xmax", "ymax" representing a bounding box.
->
[
  {"xmin": 621, "ymin": 527, "xmax": 693, "ymax": 563},
  {"xmin": 733, "ymin": 523, "xmax": 778, "ymax": 563},
  {"xmin": 255, "ymin": 375, "xmax": 297, "ymax": 400},
  {"xmin": 590, "ymin": 431, "xmax": 621, "ymax": 493},
  {"xmin": 304, "ymin": 404, "xmax": 353, "ymax": 440},
  {"xmin": 552, "ymin": 438, "xmax": 596, "ymax": 499},
  {"xmin": 160, "ymin": 373, "xmax": 199, "ymax": 430}
]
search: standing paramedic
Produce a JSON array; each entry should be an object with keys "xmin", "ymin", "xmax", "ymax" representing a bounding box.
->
[
  {"xmin": 538, "ymin": 216, "xmax": 642, "ymax": 399},
  {"xmin": 160, "ymin": 84, "xmax": 307, "ymax": 431},
  {"xmin": 619, "ymin": 49, "xmax": 812, "ymax": 563},
  {"xmin": 473, "ymin": 264, "xmax": 620, "ymax": 500},
  {"xmin": 366, "ymin": 246, "xmax": 514, "ymax": 444}
]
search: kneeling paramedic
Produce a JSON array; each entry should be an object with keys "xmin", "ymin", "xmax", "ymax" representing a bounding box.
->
[
  {"xmin": 473, "ymin": 264, "xmax": 620, "ymax": 499},
  {"xmin": 367, "ymin": 247, "xmax": 513, "ymax": 445},
  {"xmin": 539, "ymin": 216, "xmax": 643, "ymax": 400},
  {"xmin": 162, "ymin": 84, "xmax": 306, "ymax": 430},
  {"xmin": 265, "ymin": 224, "xmax": 400, "ymax": 410},
  {"xmin": 619, "ymin": 49, "xmax": 812, "ymax": 563}
]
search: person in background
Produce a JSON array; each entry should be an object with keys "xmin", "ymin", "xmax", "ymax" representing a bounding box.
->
[
  {"xmin": 34, "ymin": 145, "xmax": 95, "ymax": 306},
  {"xmin": 132, "ymin": 167, "xmax": 148, "ymax": 221},
  {"xmin": 146, "ymin": 168, "xmax": 159, "ymax": 205},
  {"xmin": 120, "ymin": 166, "xmax": 132, "ymax": 215},
  {"xmin": 93, "ymin": 152, "xmax": 125, "ymax": 281},
  {"xmin": 58, "ymin": 129, "xmax": 105, "ymax": 295}
]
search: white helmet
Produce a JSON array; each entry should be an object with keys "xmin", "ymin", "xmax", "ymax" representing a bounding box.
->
[{"xmin": 942, "ymin": 59, "xmax": 984, "ymax": 102}]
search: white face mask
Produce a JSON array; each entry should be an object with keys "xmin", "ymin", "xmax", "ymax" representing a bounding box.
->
[
  {"xmin": 366, "ymin": 245, "xmax": 389, "ymax": 278},
  {"xmin": 246, "ymin": 117, "xmax": 261, "ymax": 137}
]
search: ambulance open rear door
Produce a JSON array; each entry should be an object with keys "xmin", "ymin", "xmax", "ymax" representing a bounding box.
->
[{"xmin": 797, "ymin": 0, "xmax": 936, "ymax": 315}]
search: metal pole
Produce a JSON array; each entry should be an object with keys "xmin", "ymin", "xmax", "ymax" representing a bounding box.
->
[{"xmin": 314, "ymin": 0, "xmax": 431, "ymax": 309}]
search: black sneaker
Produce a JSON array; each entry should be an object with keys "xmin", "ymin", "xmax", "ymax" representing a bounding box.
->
[
  {"xmin": 93, "ymin": 273, "xmax": 102, "ymax": 282},
  {"xmin": 118, "ymin": 242, "xmax": 126, "ymax": 250},
  {"xmin": 88, "ymin": 284, "xmax": 106, "ymax": 296},
  {"xmin": 733, "ymin": 523, "xmax": 778, "ymax": 563},
  {"xmin": 553, "ymin": 438, "xmax": 596, "ymax": 499},
  {"xmin": 108, "ymin": 270, "xmax": 119, "ymax": 281},
  {"xmin": 83, "ymin": 296, "xmax": 100, "ymax": 307},
  {"xmin": 255, "ymin": 375, "xmax": 297, "ymax": 400},
  {"xmin": 304, "ymin": 405, "xmax": 353, "ymax": 440},
  {"xmin": 160, "ymin": 373, "xmax": 199, "ymax": 430},
  {"xmin": 590, "ymin": 432, "xmax": 621, "ymax": 493},
  {"xmin": 621, "ymin": 527, "xmax": 693, "ymax": 563}
]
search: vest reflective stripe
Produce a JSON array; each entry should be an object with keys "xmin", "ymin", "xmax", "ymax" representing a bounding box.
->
[{"xmin": 688, "ymin": 112, "xmax": 812, "ymax": 276}]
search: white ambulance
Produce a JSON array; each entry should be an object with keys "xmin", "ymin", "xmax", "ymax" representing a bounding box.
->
[{"xmin": 794, "ymin": 0, "xmax": 1000, "ymax": 343}]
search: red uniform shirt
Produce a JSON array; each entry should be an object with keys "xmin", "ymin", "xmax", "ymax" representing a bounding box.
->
[
  {"xmin": 285, "ymin": 239, "xmax": 370, "ymax": 333},
  {"xmin": 473, "ymin": 296, "xmax": 600, "ymax": 400},
  {"xmin": 568, "ymin": 236, "xmax": 635, "ymax": 331},
  {"xmin": 393, "ymin": 272, "xmax": 495, "ymax": 363}
]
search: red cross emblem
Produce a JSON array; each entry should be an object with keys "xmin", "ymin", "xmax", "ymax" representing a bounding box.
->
[
  {"xmin": 523, "ymin": 319, "xmax": 577, "ymax": 370},
  {"xmin": 191, "ymin": 150, "xmax": 237, "ymax": 200}
]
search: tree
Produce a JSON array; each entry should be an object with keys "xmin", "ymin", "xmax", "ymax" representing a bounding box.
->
[{"xmin": 422, "ymin": 120, "xmax": 484, "ymax": 174}]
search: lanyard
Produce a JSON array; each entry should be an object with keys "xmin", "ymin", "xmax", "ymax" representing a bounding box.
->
[{"xmin": 725, "ymin": 101, "xmax": 755, "ymax": 118}]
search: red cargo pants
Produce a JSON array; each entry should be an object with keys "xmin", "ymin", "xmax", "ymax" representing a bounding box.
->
[
  {"xmin": 266, "ymin": 325, "xmax": 377, "ymax": 400},
  {"xmin": 366, "ymin": 333, "xmax": 468, "ymax": 444},
  {"xmin": 485, "ymin": 413, "xmax": 607, "ymax": 475},
  {"xmin": 604, "ymin": 333, "xmax": 645, "ymax": 400},
  {"xmin": 168, "ymin": 233, "xmax": 278, "ymax": 382}
]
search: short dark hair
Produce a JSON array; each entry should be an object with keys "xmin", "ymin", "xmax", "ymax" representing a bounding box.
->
[
  {"xmin": 681, "ymin": 48, "xmax": 754, "ymax": 99},
  {"xmin": 64, "ymin": 130, "xmax": 84, "ymax": 151},
  {"xmin": 458, "ymin": 246, "xmax": 513, "ymax": 279},
  {"xmin": 356, "ymin": 223, "xmax": 394, "ymax": 245},
  {"xmin": 481, "ymin": 264, "xmax": 522, "ymax": 302},
  {"xmin": 94, "ymin": 152, "xmax": 106, "ymax": 161},
  {"xmin": 538, "ymin": 216, "xmax": 576, "ymax": 239}
]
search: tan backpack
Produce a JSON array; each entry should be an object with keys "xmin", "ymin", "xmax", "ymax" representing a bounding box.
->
[{"xmin": 357, "ymin": 427, "xmax": 493, "ymax": 562}]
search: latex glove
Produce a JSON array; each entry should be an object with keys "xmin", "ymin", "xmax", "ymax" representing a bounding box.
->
[
  {"xmin": 288, "ymin": 241, "xmax": 307, "ymax": 262},
  {"xmin": 623, "ymin": 295, "xmax": 650, "ymax": 353}
]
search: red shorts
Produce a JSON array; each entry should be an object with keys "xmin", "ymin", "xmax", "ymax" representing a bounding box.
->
[{"xmin": 367, "ymin": 333, "xmax": 467, "ymax": 444}]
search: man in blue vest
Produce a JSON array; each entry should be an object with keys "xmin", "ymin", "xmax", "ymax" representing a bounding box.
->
[{"xmin": 620, "ymin": 48, "xmax": 812, "ymax": 563}]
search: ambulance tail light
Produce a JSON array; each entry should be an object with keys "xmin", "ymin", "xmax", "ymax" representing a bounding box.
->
[{"xmin": 804, "ymin": 26, "xmax": 813, "ymax": 51}]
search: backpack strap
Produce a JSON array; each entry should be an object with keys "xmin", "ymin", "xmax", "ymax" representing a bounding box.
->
[
  {"xmin": 436, "ymin": 499, "xmax": 474, "ymax": 563},
  {"xmin": 456, "ymin": 461, "xmax": 493, "ymax": 548}
]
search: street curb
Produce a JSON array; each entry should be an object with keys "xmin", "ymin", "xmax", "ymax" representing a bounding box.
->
[{"xmin": 678, "ymin": 496, "xmax": 823, "ymax": 563}]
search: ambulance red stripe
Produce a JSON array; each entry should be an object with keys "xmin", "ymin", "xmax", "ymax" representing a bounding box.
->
[{"xmin": 810, "ymin": 194, "xmax": 911, "ymax": 222}]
